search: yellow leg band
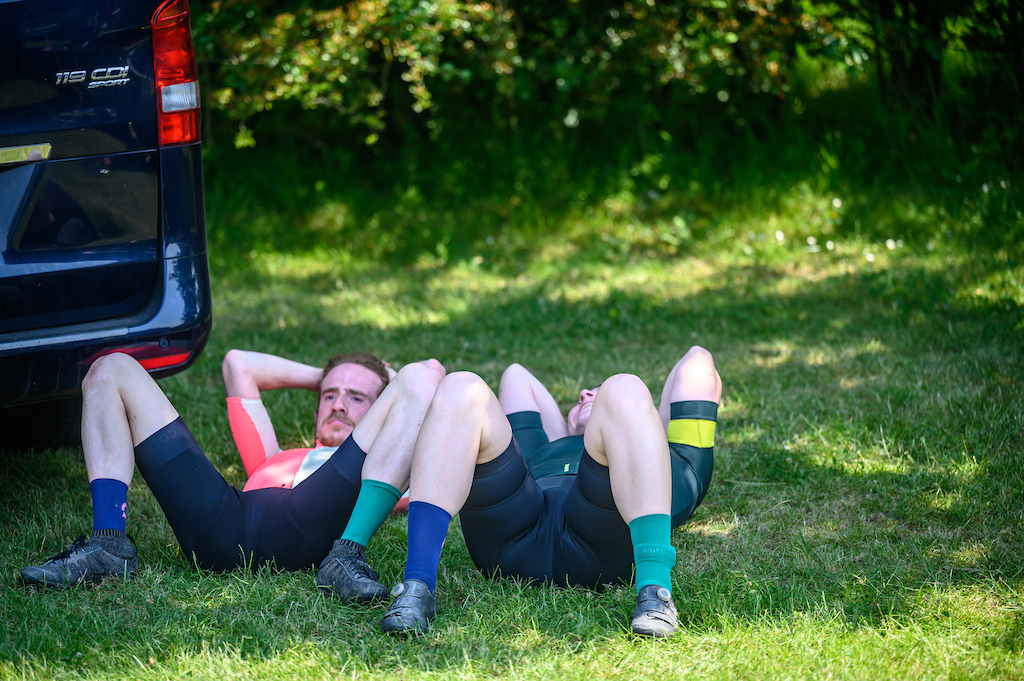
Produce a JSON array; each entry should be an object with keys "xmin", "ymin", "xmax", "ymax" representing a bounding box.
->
[{"xmin": 667, "ymin": 419, "xmax": 716, "ymax": 448}]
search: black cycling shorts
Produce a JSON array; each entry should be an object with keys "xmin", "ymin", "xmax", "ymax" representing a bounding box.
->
[
  {"xmin": 459, "ymin": 437, "xmax": 634, "ymax": 589},
  {"xmin": 134, "ymin": 418, "xmax": 364, "ymax": 572},
  {"xmin": 458, "ymin": 406, "xmax": 714, "ymax": 589}
]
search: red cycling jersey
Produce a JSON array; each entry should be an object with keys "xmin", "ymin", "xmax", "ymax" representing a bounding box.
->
[{"xmin": 227, "ymin": 396, "xmax": 335, "ymax": 491}]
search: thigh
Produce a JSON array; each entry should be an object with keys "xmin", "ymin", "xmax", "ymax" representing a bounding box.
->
[
  {"xmin": 460, "ymin": 437, "xmax": 546, "ymax": 575},
  {"xmin": 669, "ymin": 440, "xmax": 713, "ymax": 527},
  {"xmin": 557, "ymin": 450, "xmax": 634, "ymax": 588},
  {"xmin": 266, "ymin": 437, "xmax": 365, "ymax": 569},
  {"xmin": 134, "ymin": 418, "xmax": 246, "ymax": 571},
  {"xmin": 507, "ymin": 411, "xmax": 550, "ymax": 457}
]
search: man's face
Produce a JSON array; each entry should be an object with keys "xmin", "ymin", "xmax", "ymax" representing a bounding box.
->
[
  {"xmin": 314, "ymin": 363, "xmax": 384, "ymax": 447},
  {"xmin": 566, "ymin": 386, "xmax": 599, "ymax": 436}
]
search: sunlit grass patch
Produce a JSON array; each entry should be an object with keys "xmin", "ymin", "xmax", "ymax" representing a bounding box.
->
[{"xmin": 4, "ymin": 215, "xmax": 1023, "ymax": 679}]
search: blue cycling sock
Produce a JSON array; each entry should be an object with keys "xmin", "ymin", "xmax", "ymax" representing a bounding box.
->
[
  {"xmin": 90, "ymin": 478, "xmax": 128, "ymax": 533},
  {"xmin": 404, "ymin": 501, "xmax": 452, "ymax": 593}
]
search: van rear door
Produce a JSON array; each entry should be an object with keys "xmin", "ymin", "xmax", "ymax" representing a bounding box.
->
[{"xmin": 0, "ymin": 0, "xmax": 161, "ymax": 336}]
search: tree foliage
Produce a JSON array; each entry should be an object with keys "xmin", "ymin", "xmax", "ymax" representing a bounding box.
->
[
  {"xmin": 190, "ymin": 0, "xmax": 1024, "ymax": 145},
  {"xmin": 193, "ymin": 0, "xmax": 518, "ymax": 145}
]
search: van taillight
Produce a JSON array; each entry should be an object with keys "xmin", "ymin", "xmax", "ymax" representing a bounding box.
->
[
  {"xmin": 152, "ymin": 0, "xmax": 200, "ymax": 146},
  {"xmin": 84, "ymin": 348, "xmax": 194, "ymax": 372}
]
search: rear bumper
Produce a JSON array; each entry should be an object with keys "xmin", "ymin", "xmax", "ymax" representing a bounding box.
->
[{"xmin": 0, "ymin": 250, "xmax": 211, "ymax": 407}]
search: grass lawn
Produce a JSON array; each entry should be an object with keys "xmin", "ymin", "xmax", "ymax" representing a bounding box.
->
[{"xmin": 1, "ymin": 210, "xmax": 1022, "ymax": 679}]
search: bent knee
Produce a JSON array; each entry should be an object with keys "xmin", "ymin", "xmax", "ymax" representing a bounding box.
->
[
  {"xmin": 682, "ymin": 345, "xmax": 716, "ymax": 370},
  {"xmin": 420, "ymin": 358, "xmax": 446, "ymax": 379},
  {"xmin": 396, "ymin": 359, "xmax": 445, "ymax": 384},
  {"xmin": 598, "ymin": 373, "xmax": 651, "ymax": 404},
  {"xmin": 83, "ymin": 352, "xmax": 146, "ymax": 393},
  {"xmin": 673, "ymin": 345, "xmax": 722, "ymax": 402},
  {"xmin": 392, "ymin": 360, "xmax": 447, "ymax": 402},
  {"xmin": 590, "ymin": 374, "xmax": 655, "ymax": 422},
  {"xmin": 434, "ymin": 371, "xmax": 493, "ymax": 410}
]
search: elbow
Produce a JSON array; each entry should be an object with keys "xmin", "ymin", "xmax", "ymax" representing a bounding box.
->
[{"xmin": 222, "ymin": 349, "xmax": 248, "ymax": 394}]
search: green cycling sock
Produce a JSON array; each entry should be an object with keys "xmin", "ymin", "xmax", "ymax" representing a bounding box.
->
[
  {"xmin": 629, "ymin": 513, "xmax": 676, "ymax": 594},
  {"xmin": 340, "ymin": 479, "xmax": 401, "ymax": 548}
]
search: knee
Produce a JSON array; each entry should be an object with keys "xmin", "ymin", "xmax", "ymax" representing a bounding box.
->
[
  {"xmin": 434, "ymin": 371, "xmax": 494, "ymax": 413},
  {"xmin": 681, "ymin": 345, "xmax": 716, "ymax": 371},
  {"xmin": 594, "ymin": 373, "xmax": 652, "ymax": 414},
  {"xmin": 83, "ymin": 352, "xmax": 145, "ymax": 396},
  {"xmin": 673, "ymin": 345, "xmax": 721, "ymax": 401},
  {"xmin": 393, "ymin": 359, "xmax": 446, "ymax": 400},
  {"xmin": 499, "ymin": 363, "xmax": 528, "ymax": 386},
  {"xmin": 420, "ymin": 358, "xmax": 446, "ymax": 379}
]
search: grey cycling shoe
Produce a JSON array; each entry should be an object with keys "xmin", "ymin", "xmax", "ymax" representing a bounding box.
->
[
  {"xmin": 380, "ymin": 579, "xmax": 436, "ymax": 635},
  {"xmin": 316, "ymin": 538, "xmax": 389, "ymax": 602},
  {"xmin": 629, "ymin": 585, "xmax": 679, "ymax": 637},
  {"xmin": 20, "ymin": 530, "xmax": 138, "ymax": 590}
]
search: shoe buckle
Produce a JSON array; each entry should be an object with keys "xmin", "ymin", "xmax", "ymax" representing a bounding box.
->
[
  {"xmin": 391, "ymin": 582, "xmax": 406, "ymax": 598},
  {"xmin": 656, "ymin": 587, "xmax": 672, "ymax": 603}
]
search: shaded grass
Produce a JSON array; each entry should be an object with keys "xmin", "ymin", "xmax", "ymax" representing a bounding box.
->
[
  {"xmin": 2, "ymin": 227, "xmax": 1022, "ymax": 678},
  {"xmin": 3, "ymin": 68, "xmax": 1024, "ymax": 675},
  {"xmin": 201, "ymin": 75, "xmax": 1024, "ymax": 267}
]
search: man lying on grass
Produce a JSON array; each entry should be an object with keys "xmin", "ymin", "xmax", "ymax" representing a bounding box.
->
[
  {"xmin": 20, "ymin": 349, "xmax": 445, "ymax": 591},
  {"xmin": 364, "ymin": 345, "xmax": 721, "ymax": 638}
]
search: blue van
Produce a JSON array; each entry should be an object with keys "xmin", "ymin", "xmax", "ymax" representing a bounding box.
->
[{"xmin": 0, "ymin": 0, "xmax": 211, "ymax": 449}]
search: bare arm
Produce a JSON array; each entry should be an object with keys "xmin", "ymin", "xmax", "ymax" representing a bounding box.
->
[
  {"xmin": 222, "ymin": 349, "xmax": 323, "ymax": 399},
  {"xmin": 498, "ymin": 363, "xmax": 569, "ymax": 440},
  {"xmin": 222, "ymin": 349, "xmax": 324, "ymax": 467}
]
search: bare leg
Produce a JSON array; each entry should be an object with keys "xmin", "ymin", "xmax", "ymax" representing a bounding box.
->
[
  {"xmin": 81, "ymin": 353, "xmax": 180, "ymax": 485},
  {"xmin": 352, "ymin": 359, "xmax": 446, "ymax": 491},
  {"xmin": 583, "ymin": 373, "xmax": 670, "ymax": 525},
  {"xmin": 21, "ymin": 352, "xmax": 171, "ymax": 589},
  {"xmin": 408, "ymin": 371, "xmax": 512, "ymax": 516},
  {"xmin": 317, "ymin": 359, "xmax": 448, "ymax": 602},
  {"xmin": 586, "ymin": 371, "xmax": 695, "ymax": 637},
  {"xmin": 658, "ymin": 346, "xmax": 722, "ymax": 429},
  {"xmin": 380, "ymin": 371, "xmax": 510, "ymax": 634}
]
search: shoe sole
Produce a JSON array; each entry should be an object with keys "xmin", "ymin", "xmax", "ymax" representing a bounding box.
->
[
  {"xmin": 20, "ymin": 569, "xmax": 135, "ymax": 591},
  {"xmin": 315, "ymin": 582, "xmax": 388, "ymax": 603}
]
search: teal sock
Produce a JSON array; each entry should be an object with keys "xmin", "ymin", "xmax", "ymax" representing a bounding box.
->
[
  {"xmin": 629, "ymin": 513, "xmax": 676, "ymax": 594},
  {"xmin": 340, "ymin": 479, "xmax": 401, "ymax": 547}
]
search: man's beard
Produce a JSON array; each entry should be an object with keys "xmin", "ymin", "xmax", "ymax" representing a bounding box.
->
[{"xmin": 319, "ymin": 416, "xmax": 354, "ymax": 446}]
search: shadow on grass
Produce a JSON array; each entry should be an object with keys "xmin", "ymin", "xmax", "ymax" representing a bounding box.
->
[
  {"xmin": 203, "ymin": 92, "xmax": 1024, "ymax": 269},
  {"xmin": 1, "ymin": 252, "xmax": 1022, "ymax": 674}
]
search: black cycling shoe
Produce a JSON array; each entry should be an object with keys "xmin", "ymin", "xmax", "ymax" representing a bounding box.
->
[
  {"xmin": 629, "ymin": 585, "xmax": 679, "ymax": 637},
  {"xmin": 316, "ymin": 538, "xmax": 389, "ymax": 602},
  {"xmin": 20, "ymin": 530, "xmax": 138, "ymax": 590},
  {"xmin": 380, "ymin": 579, "xmax": 436, "ymax": 635}
]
